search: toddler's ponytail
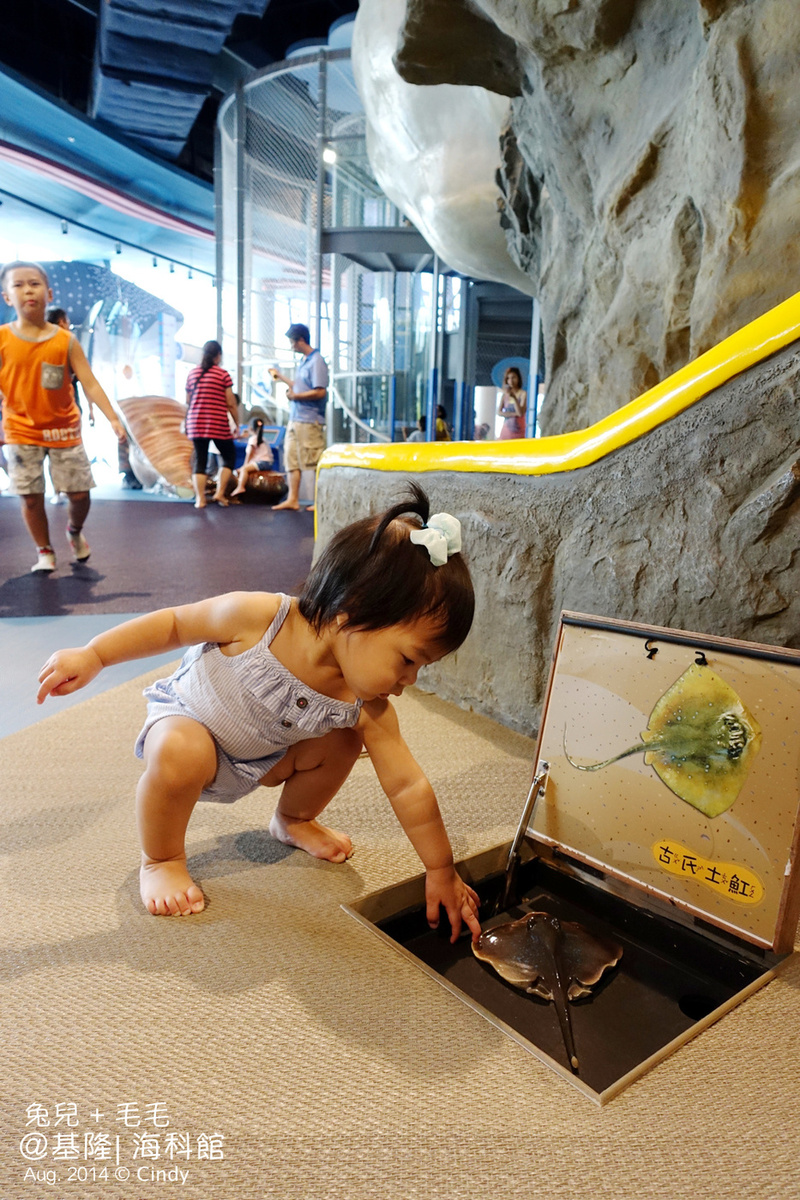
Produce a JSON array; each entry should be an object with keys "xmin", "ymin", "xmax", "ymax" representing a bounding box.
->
[{"xmin": 299, "ymin": 482, "xmax": 474, "ymax": 654}]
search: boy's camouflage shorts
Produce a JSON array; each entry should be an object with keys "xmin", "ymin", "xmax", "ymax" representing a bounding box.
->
[{"xmin": 5, "ymin": 444, "xmax": 95, "ymax": 495}]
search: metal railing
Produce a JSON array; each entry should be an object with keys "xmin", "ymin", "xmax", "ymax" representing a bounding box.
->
[{"xmin": 329, "ymin": 381, "xmax": 392, "ymax": 443}]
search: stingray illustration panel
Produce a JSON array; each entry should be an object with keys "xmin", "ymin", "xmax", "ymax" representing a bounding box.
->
[{"xmin": 532, "ymin": 624, "xmax": 800, "ymax": 944}]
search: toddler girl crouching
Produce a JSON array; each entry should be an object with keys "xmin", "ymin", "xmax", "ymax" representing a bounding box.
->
[{"xmin": 37, "ymin": 483, "xmax": 481, "ymax": 941}]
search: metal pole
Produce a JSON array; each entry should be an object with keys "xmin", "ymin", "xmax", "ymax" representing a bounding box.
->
[
  {"xmin": 435, "ymin": 271, "xmax": 446, "ymax": 432},
  {"xmin": 235, "ymin": 81, "xmax": 246, "ymax": 399},
  {"xmin": 528, "ymin": 296, "xmax": 541, "ymax": 437},
  {"xmin": 463, "ymin": 280, "xmax": 478, "ymax": 438},
  {"xmin": 426, "ymin": 255, "xmax": 439, "ymax": 440},
  {"xmin": 453, "ymin": 278, "xmax": 468, "ymax": 439},
  {"xmin": 330, "ymin": 250, "xmax": 340, "ymax": 443},
  {"xmin": 388, "ymin": 271, "xmax": 397, "ymax": 441},
  {"xmin": 314, "ymin": 53, "xmax": 328, "ymax": 352},
  {"xmin": 214, "ymin": 122, "xmax": 223, "ymax": 346}
]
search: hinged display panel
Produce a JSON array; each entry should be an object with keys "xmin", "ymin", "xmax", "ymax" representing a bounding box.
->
[{"xmin": 530, "ymin": 614, "xmax": 800, "ymax": 950}]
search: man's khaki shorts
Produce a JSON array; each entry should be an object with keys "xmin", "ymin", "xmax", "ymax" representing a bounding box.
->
[
  {"xmin": 284, "ymin": 421, "xmax": 326, "ymax": 472},
  {"xmin": 5, "ymin": 444, "xmax": 95, "ymax": 496}
]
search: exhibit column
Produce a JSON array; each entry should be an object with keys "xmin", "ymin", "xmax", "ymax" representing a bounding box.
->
[
  {"xmin": 235, "ymin": 81, "xmax": 246, "ymax": 399},
  {"xmin": 426, "ymin": 255, "xmax": 441, "ymax": 439},
  {"xmin": 214, "ymin": 122, "xmax": 224, "ymax": 346},
  {"xmin": 313, "ymin": 53, "xmax": 328, "ymax": 355},
  {"xmin": 463, "ymin": 280, "xmax": 479, "ymax": 435},
  {"xmin": 528, "ymin": 296, "xmax": 542, "ymax": 437},
  {"xmin": 388, "ymin": 270, "xmax": 397, "ymax": 440}
]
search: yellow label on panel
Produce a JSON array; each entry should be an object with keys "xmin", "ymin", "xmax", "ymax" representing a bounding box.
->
[{"xmin": 652, "ymin": 840, "xmax": 764, "ymax": 905}]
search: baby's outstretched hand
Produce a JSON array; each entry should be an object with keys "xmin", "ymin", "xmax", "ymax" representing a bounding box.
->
[
  {"xmin": 425, "ymin": 865, "xmax": 482, "ymax": 944},
  {"xmin": 37, "ymin": 647, "xmax": 103, "ymax": 704}
]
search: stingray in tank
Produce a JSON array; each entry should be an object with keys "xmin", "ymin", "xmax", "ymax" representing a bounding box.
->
[
  {"xmin": 472, "ymin": 912, "xmax": 623, "ymax": 1074},
  {"xmin": 564, "ymin": 663, "xmax": 762, "ymax": 819}
]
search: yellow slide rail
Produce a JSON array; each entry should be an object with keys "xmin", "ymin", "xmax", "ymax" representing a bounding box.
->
[{"xmin": 319, "ymin": 290, "xmax": 800, "ymax": 478}]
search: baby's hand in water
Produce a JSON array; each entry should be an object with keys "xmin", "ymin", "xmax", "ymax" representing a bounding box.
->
[
  {"xmin": 425, "ymin": 865, "xmax": 482, "ymax": 944},
  {"xmin": 37, "ymin": 647, "xmax": 103, "ymax": 704}
]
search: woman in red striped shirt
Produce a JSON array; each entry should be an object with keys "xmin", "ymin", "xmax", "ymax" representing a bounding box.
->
[{"xmin": 185, "ymin": 340, "xmax": 238, "ymax": 508}]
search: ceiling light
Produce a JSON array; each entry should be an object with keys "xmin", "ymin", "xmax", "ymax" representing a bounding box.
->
[
  {"xmin": 322, "ymin": 147, "xmax": 337, "ymax": 164},
  {"xmin": 61, "ymin": 220, "xmax": 68, "ymax": 234}
]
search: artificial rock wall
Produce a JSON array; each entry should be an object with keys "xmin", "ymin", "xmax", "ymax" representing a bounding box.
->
[
  {"xmin": 365, "ymin": 0, "xmax": 800, "ymax": 435},
  {"xmin": 316, "ymin": 344, "xmax": 800, "ymax": 736}
]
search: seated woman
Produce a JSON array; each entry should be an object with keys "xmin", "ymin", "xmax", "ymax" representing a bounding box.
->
[
  {"xmin": 230, "ymin": 418, "xmax": 273, "ymax": 496},
  {"xmin": 435, "ymin": 404, "xmax": 451, "ymax": 441}
]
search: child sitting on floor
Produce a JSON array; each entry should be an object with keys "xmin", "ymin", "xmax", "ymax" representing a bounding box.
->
[
  {"xmin": 230, "ymin": 416, "xmax": 273, "ymax": 497},
  {"xmin": 37, "ymin": 484, "xmax": 482, "ymax": 942}
]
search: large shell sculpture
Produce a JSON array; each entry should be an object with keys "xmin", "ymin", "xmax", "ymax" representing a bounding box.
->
[{"xmin": 117, "ymin": 395, "xmax": 193, "ymax": 489}]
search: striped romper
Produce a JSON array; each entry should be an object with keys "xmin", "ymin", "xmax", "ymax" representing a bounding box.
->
[{"xmin": 134, "ymin": 594, "xmax": 362, "ymax": 803}]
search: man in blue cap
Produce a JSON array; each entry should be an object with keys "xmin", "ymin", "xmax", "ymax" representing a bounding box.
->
[{"xmin": 271, "ymin": 323, "xmax": 328, "ymax": 511}]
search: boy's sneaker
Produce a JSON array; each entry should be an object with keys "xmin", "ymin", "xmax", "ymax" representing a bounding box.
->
[
  {"xmin": 67, "ymin": 526, "xmax": 91, "ymax": 562},
  {"xmin": 32, "ymin": 547, "xmax": 56, "ymax": 573}
]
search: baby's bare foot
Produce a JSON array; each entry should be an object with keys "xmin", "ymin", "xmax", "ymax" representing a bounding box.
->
[
  {"xmin": 140, "ymin": 854, "xmax": 206, "ymax": 916},
  {"xmin": 269, "ymin": 813, "xmax": 353, "ymax": 863}
]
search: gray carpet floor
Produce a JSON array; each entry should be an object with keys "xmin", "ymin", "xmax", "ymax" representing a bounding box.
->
[
  {"xmin": 0, "ymin": 493, "xmax": 315, "ymax": 617},
  {"xmin": 2, "ymin": 667, "xmax": 799, "ymax": 1199}
]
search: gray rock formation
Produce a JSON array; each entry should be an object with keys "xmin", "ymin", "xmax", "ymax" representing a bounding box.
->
[
  {"xmin": 388, "ymin": 0, "xmax": 800, "ymax": 435},
  {"xmin": 316, "ymin": 342, "xmax": 800, "ymax": 735}
]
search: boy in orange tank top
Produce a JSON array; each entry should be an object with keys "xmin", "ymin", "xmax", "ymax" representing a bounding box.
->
[{"xmin": 0, "ymin": 261, "xmax": 125, "ymax": 572}]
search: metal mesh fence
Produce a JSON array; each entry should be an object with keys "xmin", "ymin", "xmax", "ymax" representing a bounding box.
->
[{"xmin": 475, "ymin": 331, "xmax": 532, "ymax": 387}]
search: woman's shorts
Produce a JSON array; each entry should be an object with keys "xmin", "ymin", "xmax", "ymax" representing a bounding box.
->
[
  {"xmin": 6, "ymin": 443, "xmax": 95, "ymax": 495},
  {"xmin": 191, "ymin": 437, "xmax": 237, "ymax": 475}
]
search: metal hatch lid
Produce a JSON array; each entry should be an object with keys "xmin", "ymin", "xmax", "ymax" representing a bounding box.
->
[{"xmin": 524, "ymin": 612, "xmax": 800, "ymax": 954}]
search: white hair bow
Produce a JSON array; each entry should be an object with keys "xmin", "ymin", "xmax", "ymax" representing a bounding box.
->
[{"xmin": 409, "ymin": 512, "xmax": 462, "ymax": 567}]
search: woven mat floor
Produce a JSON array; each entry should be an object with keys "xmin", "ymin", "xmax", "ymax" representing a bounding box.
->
[{"xmin": 2, "ymin": 668, "xmax": 799, "ymax": 1199}]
